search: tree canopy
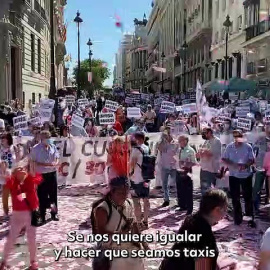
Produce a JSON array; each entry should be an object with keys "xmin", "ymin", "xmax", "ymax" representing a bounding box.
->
[{"xmin": 73, "ymin": 59, "xmax": 110, "ymax": 97}]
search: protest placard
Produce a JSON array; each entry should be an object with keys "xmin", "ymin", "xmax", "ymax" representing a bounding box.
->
[
  {"xmin": 130, "ymin": 93, "xmax": 141, "ymax": 103},
  {"xmin": 125, "ymin": 96, "xmax": 133, "ymax": 104},
  {"xmin": 13, "ymin": 115, "xmax": 28, "ymax": 131},
  {"xmin": 176, "ymin": 106, "xmax": 183, "ymax": 112},
  {"xmin": 265, "ymin": 109, "xmax": 270, "ymax": 123},
  {"xmin": 71, "ymin": 114, "xmax": 85, "ymax": 128},
  {"xmin": 237, "ymin": 118, "xmax": 252, "ymax": 131},
  {"xmin": 28, "ymin": 117, "xmax": 41, "ymax": 127},
  {"xmin": 235, "ymin": 106, "xmax": 250, "ymax": 118},
  {"xmin": 171, "ymin": 121, "xmax": 186, "ymax": 135},
  {"xmin": 127, "ymin": 107, "xmax": 141, "ymax": 119},
  {"xmin": 181, "ymin": 103, "xmax": 197, "ymax": 114},
  {"xmin": 65, "ymin": 95, "xmax": 75, "ymax": 106},
  {"xmin": 99, "ymin": 112, "xmax": 116, "ymax": 125},
  {"xmin": 216, "ymin": 113, "xmax": 231, "ymax": 122},
  {"xmin": 104, "ymin": 100, "xmax": 119, "ymax": 112},
  {"xmin": 160, "ymin": 101, "xmax": 175, "ymax": 113},
  {"xmin": 140, "ymin": 93, "xmax": 150, "ymax": 101},
  {"xmin": 77, "ymin": 98, "xmax": 89, "ymax": 107},
  {"xmin": 239, "ymin": 100, "xmax": 250, "ymax": 107}
]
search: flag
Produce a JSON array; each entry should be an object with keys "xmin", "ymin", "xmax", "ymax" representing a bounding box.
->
[{"xmin": 196, "ymin": 80, "xmax": 206, "ymax": 114}]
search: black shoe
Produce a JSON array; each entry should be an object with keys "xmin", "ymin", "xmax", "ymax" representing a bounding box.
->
[
  {"xmin": 155, "ymin": 186, "xmax": 162, "ymax": 190},
  {"xmin": 161, "ymin": 201, "xmax": 169, "ymax": 207},
  {"xmin": 186, "ymin": 210, "xmax": 192, "ymax": 215},
  {"xmin": 234, "ymin": 219, "xmax": 243, "ymax": 225},
  {"xmin": 248, "ymin": 220, "xmax": 256, "ymax": 228},
  {"xmin": 51, "ymin": 213, "xmax": 59, "ymax": 221}
]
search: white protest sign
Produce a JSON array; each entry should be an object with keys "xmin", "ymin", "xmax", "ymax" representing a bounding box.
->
[
  {"xmin": 160, "ymin": 101, "xmax": 175, "ymax": 113},
  {"xmin": 39, "ymin": 108, "xmax": 52, "ymax": 123},
  {"xmin": 239, "ymin": 100, "xmax": 250, "ymax": 107},
  {"xmin": 216, "ymin": 113, "xmax": 231, "ymax": 122},
  {"xmin": 78, "ymin": 98, "xmax": 89, "ymax": 107},
  {"xmin": 141, "ymin": 93, "xmax": 150, "ymax": 101},
  {"xmin": 71, "ymin": 114, "xmax": 85, "ymax": 128},
  {"xmin": 259, "ymin": 100, "xmax": 268, "ymax": 113},
  {"xmin": 65, "ymin": 95, "xmax": 75, "ymax": 106},
  {"xmin": 13, "ymin": 115, "xmax": 28, "ymax": 131},
  {"xmin": 40, "ymin": 98, "xmax": 55, "ymax": 109},
  {"xmin": 28, "ymin": 117, "xmax": 41, "ymax": 126},
  {"xmin": 236, "ymin": 106, "xmax": 250, "ymax": 118},
  {"xmin": 237, "ymin": 118, "xmax": 252, "ymax": 131},
  {"xmin": 125, "ymin": 96, "xmax": 133, "ymax": 104},
  {"xmin": 265, "ymin": 109, "xmax": 270, "ymax": 123},
  {"xmin": 171, "ymin": 121, "xmax": 186, "ymax": 135},
  {"xmin": 181, "ymin": 103, "xmax": 197, "ymax": 114},
  {"xmin": 99, "ymin": 112, "xmax": 116, "ymax": 125},
  {"xmin": 104, "ymin": 100, "xmax": 119, "ymax": 112},
  {"xmin": 127, "ymin": 107, "xmax": 141, "ymax": 119},
  {"xmin": 176, "ymin": 106, "xmax": 183, "ymax": 112}
]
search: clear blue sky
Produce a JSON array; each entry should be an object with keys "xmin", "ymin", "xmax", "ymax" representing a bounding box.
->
[{"xmin": 65, "ymin": 0, "xmax": 152, "ymax": 87}]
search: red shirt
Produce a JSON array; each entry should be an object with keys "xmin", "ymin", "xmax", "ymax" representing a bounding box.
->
[
  {"xmin": 113, "ymin": 121, "xmax": 123, "ymax": 135},
  {"xmin": 6, "ymin": 174, "xmax": 42, "ymax": 211}
]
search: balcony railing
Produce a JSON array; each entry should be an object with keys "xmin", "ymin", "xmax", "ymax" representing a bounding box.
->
[{"xmin": 246, "ymin": 20, "xmax": 270, "ymax": 41}]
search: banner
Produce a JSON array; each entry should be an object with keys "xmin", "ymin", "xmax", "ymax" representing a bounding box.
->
[
  {"xmin": 65, "ymin": 95, "xmax": 76, "ymax": 106},
  {"xmin": 160, "ymin": 101, "xmax": 175, "ymax": 113},
  {"xmin": 71, "ymin": 114, "xmax": 85, "ymax": 128},
  {"xmin": 14, "ymin": 134, "xmax": 203, "ymax": 186}
]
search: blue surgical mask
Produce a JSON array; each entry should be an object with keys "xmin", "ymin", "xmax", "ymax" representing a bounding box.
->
[{"xmin": 43, "ymin": 138, "xmax": 53, "ymax": 145}]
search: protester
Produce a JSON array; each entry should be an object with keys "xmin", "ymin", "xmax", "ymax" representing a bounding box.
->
[
  {"xmin": 107, "ymin": 136, "xmax": 129, "ymax": 182},
  {"xmin": 259, "ymin": 227, "xmax": 270, "ymax": 270},
  {"xmin": 59, "ymin": 125, "xmax": 71, "ymax": 138},
  {"xmin": 157, "ymin": 126, "xmax": 178, "ymax": 207},
  {"xmin": 222, "ymin": 130, "xmax": 255, "ymax": 226},
  {"xmin": 143, "ymin": 105, "xmax": 156, "ymax": 132},
  {"xmin": 130, "ymin": 132, "xmax": 150, "ymax": 229},
  {"xmin": 30, "ymin": 131, "xmax": 60, "ymax": 223},
  {"xmin": 0, "ymin": 132, "xmax": 21, "ymax": 218},
  {"xmin": 176, "ymin": 135, "xmax": 197, "ymax": 214},
  {"xmin": 92, "ymin": 176, "xmax": 146, "ymax": 270},
  {"xmin": 159, "ymin": 189, "xmax": 233, "ymax": 270},
  {"xmin": 0, "ymin": 159, "xmax": 41, "ymax": 270},
  {"xmin": 85, "ymin": 118, "xmax": 98, "ymax": 137},
  {"xmin": 197, "ymin": 127, "xmax": 221, "ymax": 195}
]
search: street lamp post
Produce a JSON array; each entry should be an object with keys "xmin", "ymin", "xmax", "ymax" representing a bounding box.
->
[
  {"xmin": 181, "ymin": 41, "xmax": 188, "ymax": 93},
  {"xmin": 74, "ymin": 11, "xmax": 83, "ymax": 98},
  {"xmin": 161, "ymin": 52, "xmax": 165, "ymax": 93},
  {"xmin": 87, "ymin": 38, "xmax": 93, "ymax": 72},
  {"xmin": 49, "ymin": 0, "xmax": 56, "ymax": 99},
  {"xmin": 223, "ymin": 15, "xmax": 232, "ymax": 81}
]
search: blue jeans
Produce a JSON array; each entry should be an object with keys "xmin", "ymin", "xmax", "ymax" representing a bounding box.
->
[
  {"xmin": 161, "ymin": 168, "xmax": 176, "ymax": 202},
  {"xmin": 253, "ymin": 171, "xmax": 266, "ymax": 212},
  {"xmin": 200, "ymin": 170, "xmax": 217, "ymax": 195}
]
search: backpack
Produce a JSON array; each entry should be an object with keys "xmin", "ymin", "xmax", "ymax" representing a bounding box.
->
[
  {"xmin": 90, "ymin": 196, "xmax": 131, "ymax": 234},
  {"xmin": 135, "ymin": 146, "xmax": 156, "ymax": 181}
]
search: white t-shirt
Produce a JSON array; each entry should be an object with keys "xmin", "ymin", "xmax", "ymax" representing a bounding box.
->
[
  {"xmin": 261, "ymin": 227, "xmax": 270, "ymax": 270},
  {"xmin": 144, "ymin": 111, "xmax": 156, "ymax": 124},
  {"xmin": 130, "ymin": 144, "xmax": 149, "ymax": 184}
]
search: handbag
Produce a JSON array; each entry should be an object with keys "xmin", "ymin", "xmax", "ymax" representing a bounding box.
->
[{"xmin": 24, "ymin": 198, "xmax": 43, "ymax": 227}]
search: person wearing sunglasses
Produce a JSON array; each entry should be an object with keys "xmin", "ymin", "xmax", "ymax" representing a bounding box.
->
[{"xmin": 222, "ymin": 130, "xmax": 255, "ymax": 226}]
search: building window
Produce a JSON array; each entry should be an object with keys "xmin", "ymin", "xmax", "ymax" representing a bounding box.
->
[
  {"xmin": 237, "ymin": 15, "xmax": 242, "ymax": 30},
  {"xmin": 247, "ymin": 62, "xmax": 255, "ymax": 74},
  {"xmin": 202, "ymin": 0, "xmax": 204, "ymax": 21},
  {"xmin": 32, "ymin": 93, "xmax": 36, "ymax": 104},
  {"xmin": 216, "ymin": 0, "xmax": 219, "ymax": 18},
  {"xmin": 22, "ymin": 91, "xmax": 25, "ymax": 106},
  {"xmin": 221, "ymin": 60, "xmax": 225, "ymax": 79},
  {"xmin": 229, "ymin": 57, "xmax": 233, "ymax": 78},
  {"xmin": 222, "ymin": 0, "xmax": 226, "ymax": 10},
  {"xmin": 39, "ymin": 93, "xmax": 42, "ymax": 101},
  {"xmin": 37, "ymin": 39, "xmax": 41, "ymax": 73},
  {"xmin": 22, "ymin": 27, "xmax": 25, "ymax": 68},
  {"xmin": 215, "ymin": 63, "xmax": 219, "ymax": 78},
  {"xmin": 31, "ymin": 34, "xmax": 35, "ymax": 72}
]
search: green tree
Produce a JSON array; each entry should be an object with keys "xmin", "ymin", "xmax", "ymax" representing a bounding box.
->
[{"xmin": 73, "ymin": 59, "xmax": 110, "ymax": 97}]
